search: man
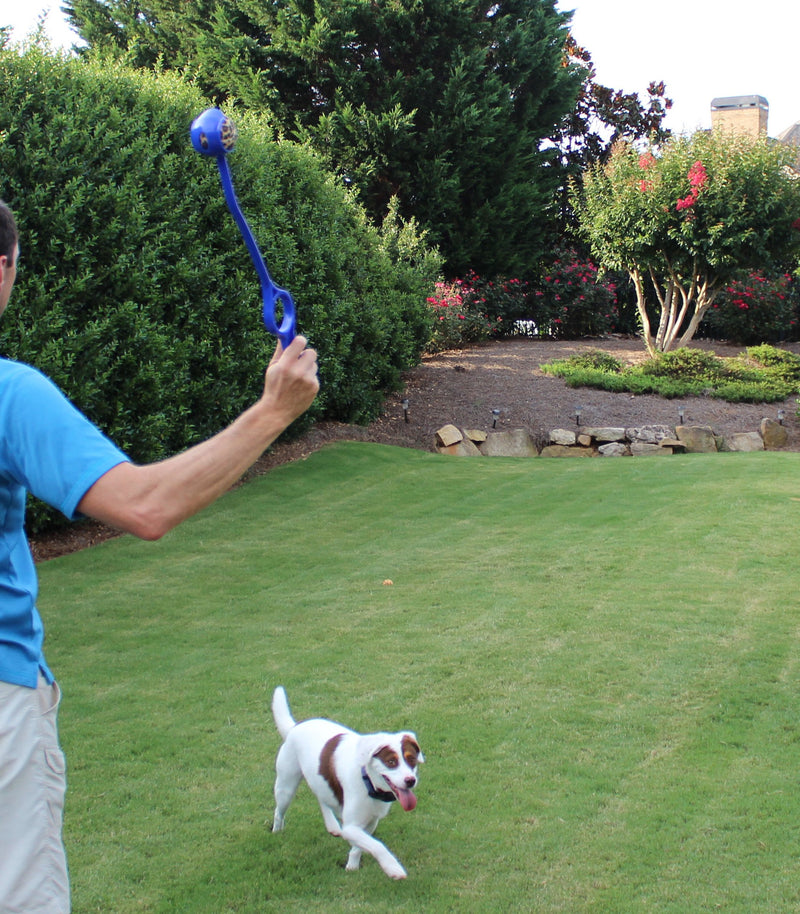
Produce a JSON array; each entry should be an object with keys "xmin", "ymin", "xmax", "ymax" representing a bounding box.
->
[{"xmin": 0, "ymin": 199, "xmax": 319, "ymax": 913}]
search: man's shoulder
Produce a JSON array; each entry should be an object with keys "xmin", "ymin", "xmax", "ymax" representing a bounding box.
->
[
  {"xmin": 0, "ymin": 358, "xmax": 61, "ymax": 403},
  {"xmin": 0, "ymin": 357, "xmax": 39, "ymax": 379}
]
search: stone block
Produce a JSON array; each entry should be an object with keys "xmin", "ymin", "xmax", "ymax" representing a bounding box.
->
[
  {"xmin": 437, "ymin": 437, "xmax": 482, "ymax": 456},
  {"xmin": 539, "ymin": 444, "xmax": 593, "ymax": 458},
  {"xmin": 436, "ymin": 424, "xmax": 463, "ymax": 447},
  {"xmin": 760, "ymin": 417, "xmax": 789, "ymax": 449},
  {"xmin": 550, "ymin": 428, "xmax": 577, "ymax": 446},
  {"xmin": 675, "ymin": 425, "xmax": 718, "ymax": 453},
  {"xmin": 464, "ymin": 428, "xmax": 488, "ymax": 443},
  {"xmin": 480, "ymin": 429, "xmax": 539, "ymax": 457},
  {"xmin": 582, "ymin": 426, "xmax": 626, "ymax": 442},
  {"xmin": 721, "ymin": 431, "xmax": 764, "ymax": 452},
  {"xmin": 626, "ymin": 425, "xmax": 676, "ymax": 444},
  {"xmin": 598, "ymin": 442, "xmax": 628, "ymax": 457},
  {"xmin": 630, "ymin": 441, "xmax": 672, "ymax": 456}
]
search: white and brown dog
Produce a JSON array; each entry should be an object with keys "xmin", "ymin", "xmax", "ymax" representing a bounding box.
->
[{"xmin": 271, "ymin": 686, "xmax": 424, "ymax": 879}]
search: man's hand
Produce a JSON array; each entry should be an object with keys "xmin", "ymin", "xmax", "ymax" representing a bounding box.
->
[{"xmin": 260, "ymin": 335, "xmax": 319, "ymax": 427}]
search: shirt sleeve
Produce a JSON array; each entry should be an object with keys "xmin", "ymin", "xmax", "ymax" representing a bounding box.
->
[{"xmin": 0, "ymin": 363, "xmax": 130, "ymax": 520}]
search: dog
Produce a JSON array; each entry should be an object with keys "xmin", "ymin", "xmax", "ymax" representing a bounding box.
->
[{"xmin": 271, "ymin": 686, "xmax": 424, "ymax": 879}]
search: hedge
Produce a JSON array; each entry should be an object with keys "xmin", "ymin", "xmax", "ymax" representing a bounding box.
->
[{"xmin": 0, "ymin": 45, "xmax": 440, "ymax": 530}]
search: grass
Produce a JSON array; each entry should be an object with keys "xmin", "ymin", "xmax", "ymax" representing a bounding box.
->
[
  {"xmin": 540, "ymin": 343, "xmax": 800, "ymax": 402},
  {"xmin": 40, "ymin": 442, "xmax": 800, "ymax": 913}
]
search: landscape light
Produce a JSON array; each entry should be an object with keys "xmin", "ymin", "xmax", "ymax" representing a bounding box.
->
[{"xmin": 491, "ymin": 408, "xmax": 501, "ymax": 429}]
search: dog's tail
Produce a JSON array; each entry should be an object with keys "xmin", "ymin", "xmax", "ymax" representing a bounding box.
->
[{"xmin": 272, "ymin": 686, "xmax": 296, "ymax": 739}]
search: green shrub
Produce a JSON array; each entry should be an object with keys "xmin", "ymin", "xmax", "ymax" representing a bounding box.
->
[
  {"xmin": 746, "ymin": 343, "xmax": 800, "ymax": 376},
  {"xmin": 713, "ymin": 378, "xmax": 795, "ymax": 402},
  {"xmin": 0, "ymin": 46, "xmax": 440, "ymax": 531},
  {"xmin": 452, "ymin": 272, "xmax": 533, "ymax": 338},
  {"xmin": 543, "ymin": 344, "xmax": 800, "ymax": 403},
  {"xmin": 431, "ymin": 251, "xmax": 621, "ymax": 345},
  {"xmin": 639, "ymin": 347, "xmax": 730, "ymax": 381},
  {"xmin": 534, "ymin": 249, "xmax": 620, "ymax": 338},
  {"xmin": 425, "ymin": 280, "xmax": 498, "ymax": 353},
  {"xmin": 560, "ymin": 348, "xmax": 624, "ymax": 373},
  {"xmin": 701, "ymin": 271, "xmax": 798, "ymax": 344}
]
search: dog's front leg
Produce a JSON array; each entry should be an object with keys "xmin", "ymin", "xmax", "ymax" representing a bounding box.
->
[{"xmin": 339, "ymin": 825, "xmax": 407, "ymax": 879}]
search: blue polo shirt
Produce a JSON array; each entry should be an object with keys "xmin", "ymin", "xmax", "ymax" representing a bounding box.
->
[{"xmin": 0, "ymin": 358, "xmax": 129, "ymax": 688}]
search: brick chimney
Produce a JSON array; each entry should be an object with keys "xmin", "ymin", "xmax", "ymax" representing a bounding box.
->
[{"xmin": 710, "ymin": 95, "xmax": 769, "ymax": 137}]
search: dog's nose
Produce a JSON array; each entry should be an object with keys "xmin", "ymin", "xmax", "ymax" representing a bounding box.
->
[{"xmin": 405, "ymin": 776, "xmax": 416, "ymax": 788}]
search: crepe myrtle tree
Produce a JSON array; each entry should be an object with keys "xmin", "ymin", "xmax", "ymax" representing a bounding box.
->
[{"xmin": 573, "ymin": 130, "xmax": 800, "ymax": 354}]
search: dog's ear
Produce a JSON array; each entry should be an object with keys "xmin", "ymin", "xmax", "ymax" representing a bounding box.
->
[
  {"xmin": 358, "ymin": 736, "xmax": 394, "ymax": 767},
  {"xmin": 402, "ymin": 734, "xmax": 424, "ymax": 766}
]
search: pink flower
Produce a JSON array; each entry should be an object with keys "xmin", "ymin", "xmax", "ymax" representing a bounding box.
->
[
  {"xmin": 639, "ymin": 179, "xmax": 654, "ymax": 192},
  {"xmin": 639, "ymin": 153, "xmax": 656, "ymax": 170},
  {"xmin": 688, "ymin": 161, "xmax": 708, "ymax": 192},
  {"xmin": 676, "ymin": 194, "xmax": 697, "ymax": 212}
]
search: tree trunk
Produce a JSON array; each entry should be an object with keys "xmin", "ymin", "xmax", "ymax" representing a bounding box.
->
[{"xmin": 629, "ymin": 268, "xmax": 656, "ymax": 356}]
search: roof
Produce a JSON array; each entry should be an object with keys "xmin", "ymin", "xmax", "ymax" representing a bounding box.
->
[{"xmin": 710, "ymin": 95, "xmax": 769, "ymax": 110}]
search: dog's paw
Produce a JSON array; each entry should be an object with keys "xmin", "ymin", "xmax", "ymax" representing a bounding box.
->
[
  {"xmin": 271, "ymin": 815, "xmax": 285, "ymax": 833},
  {"xmin": 377, "ymin": 853, "xmax": 407, "ymax": 880}
]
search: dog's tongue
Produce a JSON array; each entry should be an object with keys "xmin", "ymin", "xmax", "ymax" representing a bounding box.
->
[{"xmin": 395, "ymin": 787, "xmax": 417, "ymax": 812}]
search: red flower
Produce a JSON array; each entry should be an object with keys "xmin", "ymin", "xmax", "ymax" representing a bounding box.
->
[
  {"xmin": 676, "ymin": 194, "xmax": 697, "ymax": 212},
  {"xmin": 688, "ymin": 161, "xmax": 708, "ymax": 192}
]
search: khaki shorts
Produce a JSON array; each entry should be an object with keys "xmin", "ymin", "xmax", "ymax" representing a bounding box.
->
[{"xmin": 0, "ymin": 675, "xmax": 70, "ymax": 914}]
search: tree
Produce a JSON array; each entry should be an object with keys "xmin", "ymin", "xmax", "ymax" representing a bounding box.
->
[
  {"xmin": 573, "ymin": 130, "xmax": 800, "ymax": 354},
  {"xmin": 63, "ymin": 0, "xmax": 583, "ymax": 276},
  {"xmin": 550, "ymin": 36, "xmax": 672, "ymax": 238}
]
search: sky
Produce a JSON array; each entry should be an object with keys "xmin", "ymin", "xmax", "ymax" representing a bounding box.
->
[
  {"xmin": 3, "ymin": 1, "xmax": 800, "ymax": 138},
  {"xmin": 557, "ymin": 0, "xmax": 800, "ymax": 137}
]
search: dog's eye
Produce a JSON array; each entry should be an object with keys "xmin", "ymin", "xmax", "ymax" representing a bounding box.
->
[{"xmin": 386, "ymin": 757, "xmax": 399, "ymax": 768}]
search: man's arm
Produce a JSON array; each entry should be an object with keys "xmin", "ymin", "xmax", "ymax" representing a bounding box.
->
[{"xmin": 77, "ymin": 335, "xmax": 319, "ymax": 540}]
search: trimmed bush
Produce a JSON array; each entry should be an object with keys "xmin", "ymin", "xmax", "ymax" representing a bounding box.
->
[
  {"xmin": 425, "ymin": 280, "xmax": 499, "ymax": 353},
  {"xmin": 700, "ymin": 271, "xmax": 798, "ymax": 344},
  {"xmin": 543, "ymin": 344, "xmax": 800, "ymax": 402},
  {"xmin": 0, "ymin": 46, "xmax": 440, "ymax": 530},
  {"xmin": 532, "ymin": 249, "xmax": 620, "ymax": 338}
]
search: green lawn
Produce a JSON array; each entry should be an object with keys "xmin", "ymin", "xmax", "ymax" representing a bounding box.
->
[{"xmin": 40, "ymin": 442, "xmax": 800, "ymax": 913}]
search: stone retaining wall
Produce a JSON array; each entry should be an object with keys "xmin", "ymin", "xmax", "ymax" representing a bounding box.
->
[{"xmin": 435, "ymin": 418, "xmax": 789, "ymax": 457}]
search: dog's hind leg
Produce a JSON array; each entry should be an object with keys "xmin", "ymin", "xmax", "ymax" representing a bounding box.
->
[
  {"xmin": 318, "ymin": 802, "xmax": 342, "ymax": 837},
  {"xmin": 345, "ymin": 844, "xmax": 363, "ymax": 872},
  {"xmin": 272, "ymin": 746, "xmax": 303, "ymax": 832}
]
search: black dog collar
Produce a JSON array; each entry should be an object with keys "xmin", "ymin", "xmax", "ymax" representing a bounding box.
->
[{"xmin": 361, "ymin": 767, "xmax": 395, "ymax": 803}]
